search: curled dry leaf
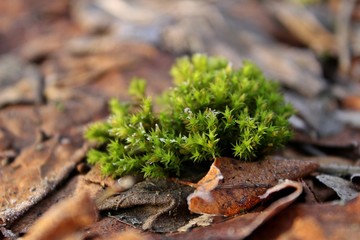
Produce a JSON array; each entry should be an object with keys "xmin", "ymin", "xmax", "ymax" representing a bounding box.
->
[
  {"xmin": 316, "ymin": 174, "xmax": 359, "ymax": 201},
  {"xmin": 188, "ymin": 157, "xmax": 317, "ymax": 216},
  {"xmin": 171, "ymin": 179, "xmax": 303, "ymax": 240},
  {"xmin": 351, "ymin": 173, "xmax": 360, "ymax": 185},
  {"xmin": 23, "ymin": 192, "xmax": 97, "ymax": 240}
]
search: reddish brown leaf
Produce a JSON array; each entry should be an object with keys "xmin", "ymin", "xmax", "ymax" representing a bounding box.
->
[
  {"xmin": 188, "ymin": 157, "xmax": 318, "ymax": 216},
  {"xmin": 341, "ymin": 95, "xmax": 360, "ymax": 111},
  {"xmin": 170, "ymin": 180, "xmax": 303, "ymax": 240}
]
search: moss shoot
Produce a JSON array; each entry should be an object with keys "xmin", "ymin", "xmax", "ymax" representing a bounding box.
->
[{"xmin": 85, "ymin": 54, "xmax": 294, "ymax": 178}]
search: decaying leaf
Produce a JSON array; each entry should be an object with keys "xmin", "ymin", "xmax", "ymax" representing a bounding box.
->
[
  {"xmin": 265, "ymin": 1, "xmax": 336, "ymax": 54},
  {"xmin": 188, "ymin": 157, "xmax": 318, "ymax": 216},
  {"xmin": 251, "ymin": 196, "xmax": 360, "ymax": 240},
  {"xmin": 103, "ymin": 230, "xmax": 147, "ymax": 240},
  {"xmin": 170, "ymin": 180, "xmax": 303, "ymax": 240},
  {"xmin": 98, "ymin": 179, "xmax": 194, "ymax": 232},
  {"xmin": 316, "ymin": 174, "xmax": 359, "ymax": 201},
  {"xmin": 84, "ymin": 164, "xmax": 117, "ymax": 188},
  {"xmin": 294, "ymin": 127, "xmax": 360, "ymax": 159},
  {"xmin": 0, "ymin": 134, "xmax": 87, "ymax": 227},
  {"xmin": 23, "ymin": 192, "xmax": 97, "ymax": 240},
  {"xmin": 177, "ymin": 214, "xmax": 215, "ymax": 232},
  {"xmin": 341, "ymin": 95, "xmax": 360, "ymax": 111},
  {"xmin": 351, "ymin": 173, "xmax": 360, "ymax": 185},
  {"xmin": 8, "ymin": 175, "xmax": 103, "ymax": 236},
  {"xmin": 0, "ymin": 91, "xmax": 108, "ymax": 228}
]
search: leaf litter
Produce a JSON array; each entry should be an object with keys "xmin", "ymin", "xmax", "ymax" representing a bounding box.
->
[{"xmin": 1, "ymin": 0, "xmax": 360, "ymax": 239}]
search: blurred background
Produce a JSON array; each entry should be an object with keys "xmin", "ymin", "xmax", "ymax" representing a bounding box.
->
[{"xmin": 0, "ymin": 0, "xmax": 360, "ymax": 141}]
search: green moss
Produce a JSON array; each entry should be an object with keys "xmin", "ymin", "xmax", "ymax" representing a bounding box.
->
[{"xmin": 85, "ymin": 54, "xmax": 295, "ymax": 178}]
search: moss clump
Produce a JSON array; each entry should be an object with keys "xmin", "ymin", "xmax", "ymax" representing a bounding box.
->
[{"xmin": 85, "ymin": 54, "xmax": 294, "ymax": 178}]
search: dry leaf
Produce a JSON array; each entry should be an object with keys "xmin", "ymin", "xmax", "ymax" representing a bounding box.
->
[
  {"xmin": 316, "ymin": 174, "xmax": 359, "ymax": 201},
  {"xmin": 177, "ymin": 214, "xmax": 215, "ymax": 232},
  {"xmin": 103, "ymin": 230, "xmax": 147, "ymax": 240},
  {"xmin": 170, "ymin": 180, "xmax": 303, "ymax": 240},
  {"xmin": 341, "ymin": 96, "xmax": 360, "ymax": 111},
  {"xmin": 9, "ymin": 175, "xmax": 103, "ymax": 236},
  {"xmin": 23, "ymin": 192, "xmax": 97, "ymax": 240},
  {"xmin": 0, "ymin": 135, "xmax": 87, "ymax": 227},
  {"xmin": 98, "ymin": 179, "xmax": 194, "ymax": 232},
  {"xmin": 251, "ymin": 196, "xmax": 360, "ymax": 240},
  {"xmin": 265, "ymin": 1, "xmax": 336, "ymax": 54},
  {"xmin": 188, "ymin": 157, "xmax": 317, "ymax": 216}
]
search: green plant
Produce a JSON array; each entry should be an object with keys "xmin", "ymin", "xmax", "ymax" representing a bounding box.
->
[{"xmin": 85, "ymin": 54, "xmax": 294, "ymax": 178}]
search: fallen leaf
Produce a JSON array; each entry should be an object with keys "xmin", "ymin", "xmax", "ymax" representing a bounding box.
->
[
  {"xmin": 9, "ymin": 175, "xmax": 103, "ymax": 236},
  {"xmin": 23, "ymin": 192, "xmax": 97, "ymax": 240},
  {"xmin": 250, "ymin": 196, "xmax": 360, "ymax": 240},
  {"xmin": 170, "ymin": 180, "xmax": 303, "ymax": 240},
  {"xmin": 0, "ymin": 134, "xmax": 87, "ymax": 227},
  {"xmin": 316, "ymin": 174, "xmax": 359, "ymax": 201},
  {"xmin": 188, "ymin": 157, "xmax": 318, "ymax": 216},
  {"xmin": 294, "ymin": 127, "xmax": 360, "ymax": 159},
  {"xmin": 0, "ymin": 92, "xmax": 108, "ymax": 227},
  {"xmin": 98, "ymin": 179, "xmax": 194, "ymax": 232},
  {"xmin": 84, "ymin": 164, "xmax": 117, "ymax": 188},
  {"xmin": 265, "ymin": 1, "xmax": 336, "ymax": 54},
  {"xmin": 177, "ymin": 214, "xmax": 215, "ymax": 232},
  {"xmin": 0, "ymin": 54, "xmax": 43, "ymax": 108},
  {"xmin": 341, "ymin": 95, "xmax": 360, "ymax": 111},
  {"xmin": 104, "ymin": 230, "xmax": 147, "ymax": 240},
  {"xmin": 351, "ymin": 173, "xmax": 360, "ymax": 185}
]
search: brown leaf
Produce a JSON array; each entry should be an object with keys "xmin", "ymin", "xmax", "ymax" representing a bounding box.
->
[
  {"xmin": 294, "ymin": 127, "xmax": 360, "ymax": 159},
  {"xmin": 170, "ymin": 180, "xmax": 303, "ymax": 240},
  {"xmin": 23, "ymin": 192, "xmax": 97, "ymax": 240},
  {"xmin": 9, "ymin": 175, "xmax": 103, "ymax": 236},
  {"xmin": 265, "ymin": 1, "xmax": 336, "ymax": 54},
  {"xmin": 84, "ymin": 164, "xmax": 117, "ymax": 188},
  {"xmin": 103, "ymin": 230, "xmax": 147, "ymax": 240},
  {"xmin": 188, "ymin": 157, "xmax": 318, "ymax": 216},
  {"xmin": 341, "ymin": 96, "xmax": 360, "ymax": 111},
  {"xmin": 0, "ymin": 91, "xmax": 108, "ymax": 227},
  {"xmin": 251, "ymin": 196, "xmax": 360, "ymax": 240},
  {"xmin": 0, "ymin": 134, "xmax": 87, "ymax": 227},
  {"xmin": 98, "ymin": 179, "xmax": 194, "ymax": 232}
]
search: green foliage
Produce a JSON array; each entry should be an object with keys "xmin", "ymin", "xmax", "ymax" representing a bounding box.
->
[{"xmin": 85, "ymin": 54, "xmax": 295, "ymax": 178}]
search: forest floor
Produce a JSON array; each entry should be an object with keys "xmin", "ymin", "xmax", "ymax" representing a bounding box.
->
[{"xmin": 1, "ymin": 0, "xmax": 360, "ymax": 239}]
